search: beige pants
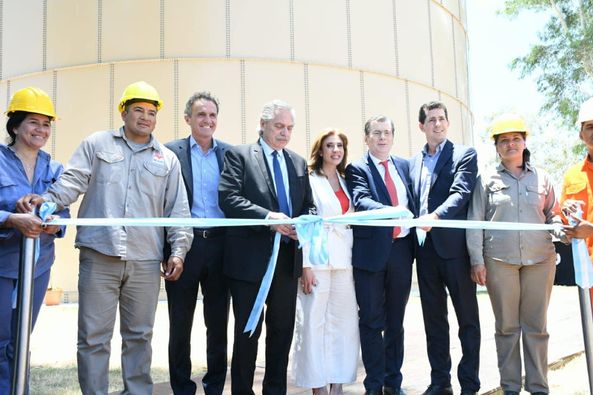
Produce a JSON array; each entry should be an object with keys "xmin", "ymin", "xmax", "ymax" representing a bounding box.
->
[
  {"xmin": 77, "ymin": 247, "xmax": 161, "ymax": 395},
  {"xmin": 485, "ymin": 255, "xmax": 556, "ymax": 393}
]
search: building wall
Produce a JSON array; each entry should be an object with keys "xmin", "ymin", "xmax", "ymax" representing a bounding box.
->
[{"xmin": 0, "ymin": 0, "xmax": 471, "ymax": 299}]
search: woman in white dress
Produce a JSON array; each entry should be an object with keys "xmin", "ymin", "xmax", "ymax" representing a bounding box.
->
[{"xmin": 291, "ymin": 129, "xmax": 359, "ymax": 395}]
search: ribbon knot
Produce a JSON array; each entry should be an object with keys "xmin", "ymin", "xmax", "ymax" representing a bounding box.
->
[{"xmin": 294, "ymin": 215, "xmax": 328, "ymax": 266}]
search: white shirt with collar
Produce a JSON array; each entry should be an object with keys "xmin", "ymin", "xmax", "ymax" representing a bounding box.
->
[
  {"xmin": 368, "ymin": 152, "xmax": 410, "ymax": 237},
  {"xmin": 260, "ymin": 137, "xmax": 292, "ymax": 215}
]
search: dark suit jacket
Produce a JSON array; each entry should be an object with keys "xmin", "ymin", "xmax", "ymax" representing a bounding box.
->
[
  {"xmin": 345, "ymin": 153, "xmax": 415, "ymax": 272},
  {"xmin": 409, "ymin": 139, "xmax": 478, "ymax": 259},
  {"xmin": 218, "ymin": 142, "xmax": 315, "ymax": 283},
  {"xmin": 165, "ymin": 136, "xmax": 231, "ymax": 202},
  {"xmin": 162, "ymin": 137, "xmax": 231, "ymax": 259}
]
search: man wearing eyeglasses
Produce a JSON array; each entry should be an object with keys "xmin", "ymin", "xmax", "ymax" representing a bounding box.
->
[
  {"xmin": 409, "ymin": 101, "xmax": 480, "ymax": 395},
  {"xmin": 345, "ymin": 115, "xmax": 415, "ymax": 395}
]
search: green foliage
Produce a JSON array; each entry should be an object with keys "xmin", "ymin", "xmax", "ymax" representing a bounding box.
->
[
  {"xmin": 501, "ymin": 0, "xmax": 593, "ymax": 127},
  {"xmin": 501, "ymin": 0, "xmax": 551, "ymax": 16}
]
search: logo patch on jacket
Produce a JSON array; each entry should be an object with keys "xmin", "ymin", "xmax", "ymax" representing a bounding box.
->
[{"xmin": 152, "ymin": 150, "xmax": 164, "ymax": 163}]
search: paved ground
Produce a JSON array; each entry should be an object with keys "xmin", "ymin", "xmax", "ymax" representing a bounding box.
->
[{"xmin": 31, "ymin": 285, "xmax": 590, "ymax": 394}]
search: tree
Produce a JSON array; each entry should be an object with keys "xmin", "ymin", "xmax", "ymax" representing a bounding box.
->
[{"xmin": 501, "ymin": 0, "xmax": 593, "ymax": 127}]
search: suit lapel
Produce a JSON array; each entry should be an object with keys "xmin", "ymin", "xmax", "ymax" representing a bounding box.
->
[
  {"xmin": 326, "ymin": 171, "xmax": 354, "ymax": 213},
  {"xmin": 337, "ymin": 171, "xmax": 352, "ymax": 208},
  {"xmin": 411, "ymin": 154, "xmax": 423, "ymax": 198},
  {"xmin": 432, "ymin": 140, "xmax": 453, "ymax": 187},
  {"xmin": 284, "ymin": 150, "xmax": 298, "ymax": 216},
  {"xmin": 392, "ymin": 156, "xmax": 415, "ymax": 213},
  {"xmin": 178, "ymin": 138, "xmax": 194, "ymax": 201},
  {"xmin": 366, "ymin": 153, "xmax": 391, "ymax": 205},
  {"xmin": 214, "ymin": 139, "xmax": 226, "ymax": 173},
  {"xmin": 253, "ymin": 143, "xmax": 277, "ymax": 199}
]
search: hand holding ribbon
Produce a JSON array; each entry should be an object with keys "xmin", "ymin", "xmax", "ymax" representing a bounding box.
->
[
  {"xmin": 11, "ymin": 202, "xmax": 58, "ymax": 309},
  {"xmin": 567, "ymin": 207, "xmax": 593, "ymax": 289}
]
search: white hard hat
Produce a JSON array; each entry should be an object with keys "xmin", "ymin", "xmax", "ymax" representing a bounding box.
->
[{"xmin": 577, "ymin": 97, "xmax": 593, "ymax": 126}]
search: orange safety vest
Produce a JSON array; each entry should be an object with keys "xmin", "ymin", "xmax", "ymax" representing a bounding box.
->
[{"xmin": 561, "ymin": 158, "xmax": 593, "ymax": 260}]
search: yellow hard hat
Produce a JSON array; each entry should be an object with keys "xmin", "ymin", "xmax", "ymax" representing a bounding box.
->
[
  {"xmin": 118, "ymin": 81, "xmax": 163, "ymax": 113},
  {"xmin": 577, "ymin": 97, "xmax": 593, "ymax": 126},
  {"xmin": 489, "ymin": 114, "xmax": 529, "ymax": 140},
  {"xmin": 6, "ymin": 87, "xmax": 57, "ymax": 119}
]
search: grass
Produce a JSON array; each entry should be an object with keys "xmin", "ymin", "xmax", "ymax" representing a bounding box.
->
[{"xmin": 30, "ymin": 364, "xmax": 172, "ymax": 394}]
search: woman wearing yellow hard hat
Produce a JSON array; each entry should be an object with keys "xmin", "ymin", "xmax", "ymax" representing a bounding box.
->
[
  {"xmin": 466, "ymin": 114, "xmax": 565, "ymax": 395},
  {"xmin": 0, "ymin": 87, "xmax": 69, "ymax": 393}
]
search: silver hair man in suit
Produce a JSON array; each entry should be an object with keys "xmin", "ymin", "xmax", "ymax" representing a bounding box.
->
[{"xmin": 218, "ymin": 100, "xmax": 315, "ymax": 395}]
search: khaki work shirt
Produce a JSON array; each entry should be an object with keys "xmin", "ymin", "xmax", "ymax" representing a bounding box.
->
[
  {"xmin": 467, "ymin": 163, "xmax": 562, "ymax": 266},
  {"xmin": 43, "ymin": 128, "xmax": 193, "ymax": 261}
]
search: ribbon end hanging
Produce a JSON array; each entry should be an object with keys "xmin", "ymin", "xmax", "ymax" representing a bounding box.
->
[
  {"xmin": 244, "ymin": 328, "xmax": 256, "ymax": 338},
  {"xmin": 416, "ymin": 229, "xmax": 426, "ymax": 246}
]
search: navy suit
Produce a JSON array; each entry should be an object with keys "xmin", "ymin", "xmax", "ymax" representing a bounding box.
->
[
  {"xmin": 218, "ymin": 141, "xmax": 315, "ymax": 395},
  {"xmin": 164, "ymin": 137, "xmax": 231, "ymax": 395},
  {"xmin": 345, "ymin": 153, "xmax": 415, "ymax": 391},
  {"xmin": 409, "ymin": 139, "xmax": 480, "ymax": 392}
]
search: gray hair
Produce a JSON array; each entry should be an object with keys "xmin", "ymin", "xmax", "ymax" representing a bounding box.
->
[
  {"xmin": 184, "ymin": 91, "xmax": 220, "ymax": 117},
  {"xmin": 258, "ymin": 100, "xmax": 296, "ymax": 136},
  {"xmin": 364, "ymin": 115, "xmax": 395, "ymax": 136}
]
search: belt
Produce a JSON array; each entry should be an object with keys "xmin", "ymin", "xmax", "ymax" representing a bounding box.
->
[{"xmin": 194, "ymin": 227, "xmax": 225, "ymax": 239}]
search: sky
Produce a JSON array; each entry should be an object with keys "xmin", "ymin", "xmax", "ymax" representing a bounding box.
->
[
  {"xmin": 465, "ymin": 0, "xmax": 553, "ymax": 163},
  {"xmin": 466, "ymin": 1, "xmax": 548, "ymax": 129}
]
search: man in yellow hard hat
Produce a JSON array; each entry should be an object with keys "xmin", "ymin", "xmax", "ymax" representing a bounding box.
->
[{"xmin": 17, "ymin": 81, "xmax": 193, "ymax": 394}]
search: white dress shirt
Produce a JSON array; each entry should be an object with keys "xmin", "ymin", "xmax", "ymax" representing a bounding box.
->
[{"xmin": 369, "ymin": 153, "xmax": 410, "ymax": 237}]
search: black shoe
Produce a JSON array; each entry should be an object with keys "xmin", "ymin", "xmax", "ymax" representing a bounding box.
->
[
  {"xmin": 460, "ymin": 392, "xmax": 477, "ymax": 395},
  {"xmin": 365, "ymin": 390, "xmax": 382, "ymax": 395},
  {"xmin": 531, "ymin": 393, "xmax": 548, "ymax": 395},
  {"xmin": 503, "ymin": 392, "xmax": 520, "ymax": 395},
  {"xmin": 383, "ymin": 387, "xmax": 402, "ymax": 395},
  {"xmin": 421, "ymin": 385, "xmax": 453, "ymax": 395}
]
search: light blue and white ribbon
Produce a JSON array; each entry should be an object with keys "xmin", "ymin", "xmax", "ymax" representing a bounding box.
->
[
  {"xmin": 243, "ymin": 232, "xmax": 282, "ymax": 336},
  {"xmin": 569, "ymin": 208, "xmax": 593, "ymax": 289},
  {"xmin": 36, "ymin": 202, "xmax": 57, "ymax": 262},
  {"xmin": 12, "ymin": 202, "xmax": 57, "ymax": 309},
  {"xmin": 294, "ymin": 215, "xmax": 328, "ymax": 266},
  {"xmin": 243, "ymin": 207, "xmax": 415, "ymax": 335},
  {"xmin": 43, "ymin": 207, "xmax": 561, "ymax": 233},
  {"xmin": 42, "ymin": 205, "xmax": 572, "ymax": 331}
]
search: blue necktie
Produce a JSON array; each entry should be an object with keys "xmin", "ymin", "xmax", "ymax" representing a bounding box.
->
[{"xmin": 272, "ymin": 151, "xmax": 290, "ymax": 216}]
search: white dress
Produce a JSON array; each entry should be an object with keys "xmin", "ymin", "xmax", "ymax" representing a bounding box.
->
[{"xmin": 290, "ymin": 171, "xmax": 360, "ymax": 387}]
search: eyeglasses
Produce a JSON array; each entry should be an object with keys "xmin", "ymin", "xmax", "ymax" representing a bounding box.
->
[{"xmin": 369, "ymin": 130, "xmax": 393, "ymax": 138}]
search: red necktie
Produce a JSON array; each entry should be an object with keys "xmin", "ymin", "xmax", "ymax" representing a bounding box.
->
[{"xmin": 380, "ymin": 160, "xmax": 401, "ymax": 238}]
